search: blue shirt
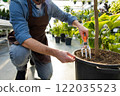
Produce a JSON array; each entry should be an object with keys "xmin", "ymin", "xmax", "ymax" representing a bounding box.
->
[{"xmin": 9, "ymin": 0, "xmax": 77, "ymax": 44}]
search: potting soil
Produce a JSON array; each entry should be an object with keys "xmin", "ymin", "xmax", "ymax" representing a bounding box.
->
[{"xmin": 75, "ymin": 49, "xmax": 120, "ymax": 64}]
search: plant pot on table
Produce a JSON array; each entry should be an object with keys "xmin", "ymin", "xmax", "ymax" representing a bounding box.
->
[
  {"xmin": 0, "ymin": 15, "xmax": 2, "ymax": 19},
  {"xmin": 88, "ymin": 1, "xmax": 91, "ymax": 5},
  {"xmin": 82, "ymin": 1, "xmax": 85, "ymax": 5},
  {"xmin": 55, "ymin": 36, "xmax": 61, "ymax": 43},
  {"xmin": 65, "ymin": 37, "xmax": 72, "ymax": 45},
  {"xmin": 73, "ymin": 1, "xmax": 76, "ymax": 4},
  {"xmin": 74, "ymin": 49, "xmax": 120, "ymax": 80},
  {"xmin": 52, "ymin": 34, "xmax": 54, "ymax": 37},
  {"xmin": 60, "ymin": 33, "xmax": 65, "ymax": 42}
]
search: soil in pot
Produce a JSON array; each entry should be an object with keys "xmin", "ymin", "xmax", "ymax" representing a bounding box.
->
[{"xmin": 74, "ymin": 49, "xmax": 120, "ymax": 64}]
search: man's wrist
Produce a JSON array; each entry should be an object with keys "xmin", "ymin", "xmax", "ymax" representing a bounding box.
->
[
  {"xmin": 72, "ymin": 20, "xmax": 82, "ymax": 28},
  {"xmin": 51, "ymin": 49, "xmax": 60, "ymax": 57}
]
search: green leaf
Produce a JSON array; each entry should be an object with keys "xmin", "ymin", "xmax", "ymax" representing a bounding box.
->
[
  {"xmin": 109, "ymin": 35, "xmax": 115, "ymax": 41},
  {"xmin": 112, "ymin": 20, "xmax": 120, "ymax": 29},
  {"xmin": 106, "ymin": 21, "xmax": 113, "ymax": 30},
  {"xmin": 110, "ymin": 14, "xmax": 120, "ymax": 22},
  {"xmin": 99, "ymin": 21, "xmax": 108, "ymax": 31},
  {"xmin": 91, "ymin": 16, "xmax": 94, "ymax": 21},
  {"xmin": 83, "ymin": 21, "xmax": 94, "ymax": 30},
  {"xmin": 98, "ymin": 13, "xmax": 110, "ymax": 22}
]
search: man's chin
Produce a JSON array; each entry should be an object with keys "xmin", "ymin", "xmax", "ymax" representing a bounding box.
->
[{"xmin": 33, "ymin": 0, "xmax": 45, "ymax": 5}]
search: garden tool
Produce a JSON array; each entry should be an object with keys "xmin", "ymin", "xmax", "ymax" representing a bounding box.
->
[{"xmin": 81, "ymin": 32, "xmax": 91, "ymax": 59}]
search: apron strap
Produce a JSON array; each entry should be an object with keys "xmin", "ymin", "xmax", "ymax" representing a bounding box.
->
[
  {"xmin": 27, "ymin": 0, "xmax": 32, "ymax": 17},
  {"xmin": 44, "ymin": 4, "xmax": 48, "ymax": 16}
]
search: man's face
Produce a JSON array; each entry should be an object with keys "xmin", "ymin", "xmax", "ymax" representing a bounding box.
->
[{"xmin": 33, "ymin": 0, "xmax": 45, "ymax": 5}]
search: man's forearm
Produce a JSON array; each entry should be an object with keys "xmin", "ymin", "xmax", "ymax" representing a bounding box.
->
[
  {"xmin": 72, "ymin": 20, "xmax": 82, "ymax": 28},
  {"xmin": 22, "ymin": 38, "xmax": 58, "ymax": 57}
]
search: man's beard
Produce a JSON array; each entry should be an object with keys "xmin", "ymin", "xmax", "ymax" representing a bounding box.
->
[
  {"xmin": 33, "ymin": 0, "xmax": 45, "ymax": 5},
  {"xmin": 36, "ymin": 0, "xmax": 45, "ymax": 3}
]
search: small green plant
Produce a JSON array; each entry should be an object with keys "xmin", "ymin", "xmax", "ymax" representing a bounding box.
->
[
  {"xmin": 87, "ymin": 0, "xmax": 91, "ymax": 5},
  {"xmin": 62, "ymin": 23, "xmax": 75, "ymax": 38},
  {"xmin": 73, "ymin": 0, "xmax": 77, "ymax": 4},
  {"xmin": 99, "ymin": 0, "xmax": 102, "ymax": 4},
  {"xmin": 82, "ymin": 0, "xmax": 85, "ymax": 5},
  {"xmin": 52, "ymin": 26, "xmax": 61, "ymax": 37},
  {"xmin": 64, "ymin": 6, "xmax": 72, "ymax": 13}
]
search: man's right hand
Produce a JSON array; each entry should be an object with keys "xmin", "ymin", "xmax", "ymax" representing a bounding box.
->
[
  {"xmin": 22, "ymin": 38, "xmax": 75, "ymax": 63},
  {"xmin": 55, "ymin": 50, "xmax": 75, "ymax": 63}
]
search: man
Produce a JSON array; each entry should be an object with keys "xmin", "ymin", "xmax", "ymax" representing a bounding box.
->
[{"xmin": 9, "ymin": 0, "xmax": 88, "ymax": 80}]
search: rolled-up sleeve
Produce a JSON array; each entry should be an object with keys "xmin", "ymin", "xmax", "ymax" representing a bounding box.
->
[
  {"xmin": 50, "ymin": 1, "xmax": 77, "ymax": 25},
  {"xmin": 9, "ymin": 0, "xmax": 31, "ymax": 44}
]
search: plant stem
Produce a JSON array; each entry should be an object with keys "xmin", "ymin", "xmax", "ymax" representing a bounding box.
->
[{"xmin": 94, "ymin": 0, "xmax": 99, "ymax": 57}]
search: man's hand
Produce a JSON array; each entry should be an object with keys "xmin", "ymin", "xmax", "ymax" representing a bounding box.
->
[
  {"xmin": 55, "ymin": 50, "xmax": 75, "ymax": 63},
  {"xmin": 72, "ymin": 20, "xmax": 89, "ymax": 40},
  {"xmin": 78, "ymin": 25, "xmax": 89, "ymax": 40}
]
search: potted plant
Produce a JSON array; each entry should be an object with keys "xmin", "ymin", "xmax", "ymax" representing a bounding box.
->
[
  {"xmin": 82, "ymin": 0, "xmax": 85, "ymax": 5},
  {"xmin": 87, "ymin": 0, "xmax": 91, "ymax": 5},
  {"xmin": 63, "ymin": 23, "xmax": 75, "ymax": 45},
  {"xmin": 64, "ymin": 6, "xmax": 71, "ymax": 13},
  {"xmin": 53, "ymin": 22, "xmax": 62, "ymax": 43},
  {"xmin": 59, "ymin": 22, "xmax": 66, "ymax": 42},
  {"xmin": 74, "ymin": 10, "xmax": 120, "ymax": 80},
  {"xmin": 73, "ymin": 0, "xmax": 77, "ymax": 4},
  {"xmin": 99, "ymin": 0, "xmax": 102, "ymax": 4},
  {"xmin": 0, "ymin": 9, "xmax": 2, "ymax": 19},
  {"xmin": 2, "ymin": 8, "xmax": 7, "ymax": 20},
  {"xmin": 6, "ymin": 9, "xmax": 9, "ymax": 20},
  {"xmin": 50, "ymin": 28, "xmax": 54, "ymax": 37}
]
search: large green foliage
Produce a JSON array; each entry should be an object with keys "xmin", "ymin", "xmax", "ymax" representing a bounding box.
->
[
  {"xmin": 109, "ymin": 0, "xmax": 120, "ymax": 14},
  {"xmin": 83, "ymin": 13, "xmax": 120, "ymax": 52}
]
